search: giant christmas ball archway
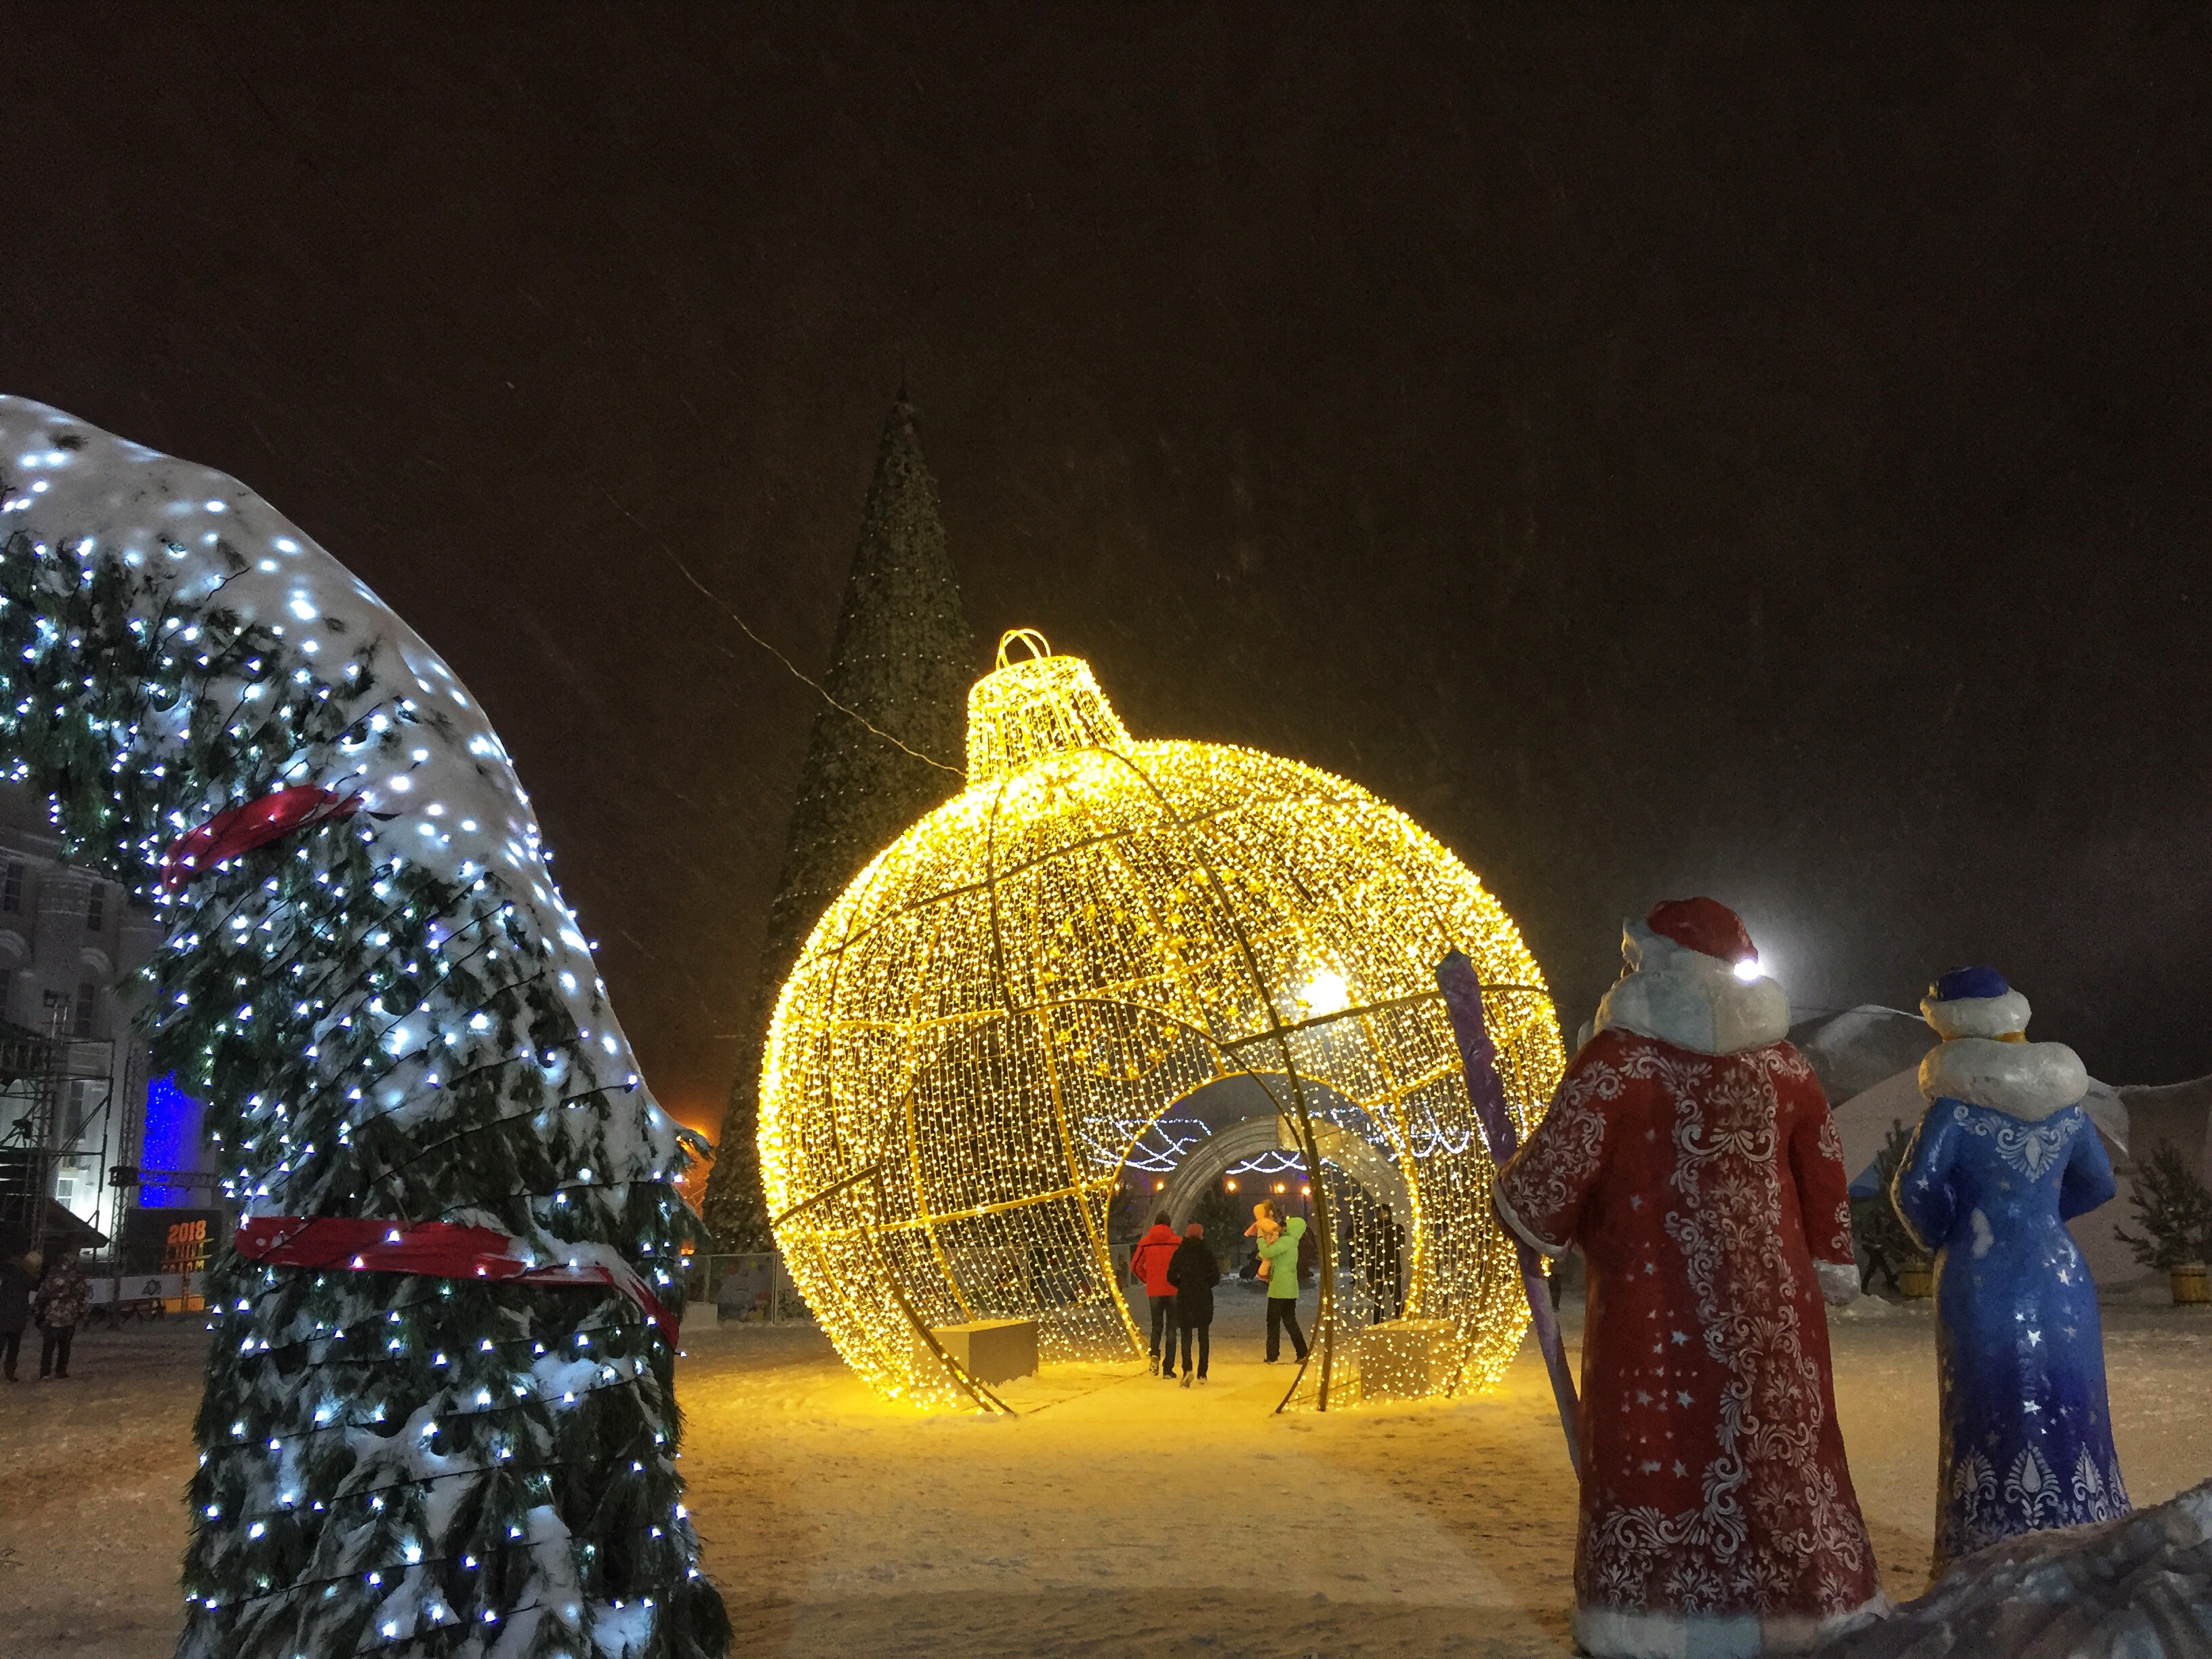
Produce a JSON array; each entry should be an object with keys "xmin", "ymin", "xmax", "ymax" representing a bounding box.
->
[{"xmin": 761, "ymin": 631, "xmax": 1565, "ymax": 1411}]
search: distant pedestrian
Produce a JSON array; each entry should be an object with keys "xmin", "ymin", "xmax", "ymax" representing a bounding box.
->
[
  {"xmin": 0, "ymin": 1251, "xmax": 35, "ymax": 1382},
  {"xmin": 1128, "ymin": 1212, "xmax": 1181, "ymax": 1378},
  {"xmin": 1368, "ymin": 1208, "xmax": 1406, "ymax": 1322},
  {"xmin": 33, "ymin": 1250, "xmax": 89, "ymax": 1380},
  {"xmin": 1166, "ymin": 1222, "xmax": 1220, "ymax": 1387},
  {"xmin": 1247, "ymin": 1202, "xmax": 1309, "ymax": 1364}
]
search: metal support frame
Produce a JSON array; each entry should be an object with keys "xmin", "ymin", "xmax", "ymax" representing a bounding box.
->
[{"xmin": 0, "ymin": 1007, "xmax": 118, "ymax": 1258}]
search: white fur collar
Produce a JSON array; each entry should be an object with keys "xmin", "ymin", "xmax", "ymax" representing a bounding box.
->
[
  {"xmin": 1593, "ymin": 923, "xmax": 1791, "ymax": 1056},
  {"xmin": 1919, "ymin": 1038, "xmax": 2086, "ymax": 1121}
]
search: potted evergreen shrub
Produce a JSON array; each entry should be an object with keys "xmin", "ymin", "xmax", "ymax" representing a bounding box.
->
[
  {"xmin": 2114, "ymin": 1143, "xmax": 2212, "ymax": 1305},
  {"xmin": 1853, "ymin": 1118, "xmax": 1933, "ymax": 1298}
]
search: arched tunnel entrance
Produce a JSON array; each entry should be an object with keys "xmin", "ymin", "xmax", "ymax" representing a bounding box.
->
[{"xmin": 1109, "ymin": 1074, "xmax": 1418, "ymax": 1355}]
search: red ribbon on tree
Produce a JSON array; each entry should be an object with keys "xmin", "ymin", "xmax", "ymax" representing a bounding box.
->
[
  {"xmin": 235, "ymin": 1216, "xmax": 679, "ymax": 1343},
  {"xmin": 161, "ymin": 785, "xmax": 362, "ymax": 890}
]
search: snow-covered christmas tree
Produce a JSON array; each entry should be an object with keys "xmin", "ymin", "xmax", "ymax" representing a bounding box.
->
[
  {"xmin": 0, "ymin": 396, "xmax": 728, "ymax": 1658},
  {"xmin": 703, "ymin": 392, "xmax": 972, "ymax": 1253}
]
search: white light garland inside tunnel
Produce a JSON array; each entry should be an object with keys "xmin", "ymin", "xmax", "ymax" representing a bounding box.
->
[{"xmin": 760, "ymin": 630, "xmax": 1565, "ymax": 1411}]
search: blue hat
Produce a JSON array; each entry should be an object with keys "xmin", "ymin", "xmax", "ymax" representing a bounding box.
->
[
  {"xmin": 1921, "ymin": 965, "xmax": 2030, "ymax": 1040},
  {"xmin": 1928, "ymin": 965, "xmax": 2009, "ymax": 1004}
]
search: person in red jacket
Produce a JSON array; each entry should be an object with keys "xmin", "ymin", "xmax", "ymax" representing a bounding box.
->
[{"xmin": 1127, "ymin": 1212, "xmax": 1181, "ymax": 1377}]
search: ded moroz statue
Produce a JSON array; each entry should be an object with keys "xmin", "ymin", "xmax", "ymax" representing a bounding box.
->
[{"xmin": 1496, "ymin": 899, "xmax": 1885, "ymax": 1658}]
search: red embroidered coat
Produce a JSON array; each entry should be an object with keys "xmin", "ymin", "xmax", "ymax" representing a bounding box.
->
[{"xmin": 1497, "ymin": 1028, "xmax": 1881, "ymax": 1655}]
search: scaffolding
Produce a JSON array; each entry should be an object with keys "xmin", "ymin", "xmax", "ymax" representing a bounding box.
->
[{"xmin": 0, "ymin": 1004, "xmax": 119, "ymax": 1258}]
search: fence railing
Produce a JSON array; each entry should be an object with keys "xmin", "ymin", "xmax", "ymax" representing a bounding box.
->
[{"xmin": 689, "ymin": 1251, "xmax": 812, "ymax": 1324}]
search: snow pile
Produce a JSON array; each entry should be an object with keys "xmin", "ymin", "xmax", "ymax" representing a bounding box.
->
[
  {"xmin": 1818, "ymin": 1479, "xmax": 2212, "ymax": 1659},
  {"xmin": 1790, "ymin": 1006, "xmax": 1939, "ymax": 1105}
]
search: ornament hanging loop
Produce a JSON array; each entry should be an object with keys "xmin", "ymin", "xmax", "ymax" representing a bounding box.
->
[{"xmin": 995, "ymin": 627, "xmax": 1052, "ymax": 669}]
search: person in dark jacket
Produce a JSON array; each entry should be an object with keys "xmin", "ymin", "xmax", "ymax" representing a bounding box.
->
[
  {"xmin": 1165, "ymin": 1223, "xmax": 1220, "ymax": 1387},
  {"xmin": 0, "ymin": 1251, "xmax": 35, "ymax": 1382},
  {"xmin": 33, "ymin": 1250, "xmax": 89, "ymax": 1380},
  {"xmin": 1128, "ymin": 1212, "xmax": 1181, "ymax": 1377}
]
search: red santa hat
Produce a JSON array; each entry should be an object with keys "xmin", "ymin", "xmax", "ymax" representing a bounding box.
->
[{"xmin": 1643, "ymin": 897, "xmax": 1756, "ymax": 965}]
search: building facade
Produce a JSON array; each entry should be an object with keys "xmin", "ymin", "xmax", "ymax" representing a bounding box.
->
[{"xmin": 0, "ymin": 783, "xmax": 205, "ymax": 1254}]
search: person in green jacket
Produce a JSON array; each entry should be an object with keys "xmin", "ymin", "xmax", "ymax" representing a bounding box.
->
[{"xmin": 1248, "ymin": 1202, "xmax": 1309, "ymax": 1364}]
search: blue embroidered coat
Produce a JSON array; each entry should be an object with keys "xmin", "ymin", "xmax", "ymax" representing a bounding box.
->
[{"xmin": 1891, "ymin": 1038, "xmax": 2128, "ymax": 1572}]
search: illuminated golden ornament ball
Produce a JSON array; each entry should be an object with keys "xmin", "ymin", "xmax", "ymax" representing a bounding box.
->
[{"xmin": 760, "ymin": 630, "xmax": 1565, "ymax": 1410}]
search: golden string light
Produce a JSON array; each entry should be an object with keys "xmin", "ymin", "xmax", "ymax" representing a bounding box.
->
[{"xmin": 760, "ymin": 632, "xmax": 1564, "ymax": 1410}]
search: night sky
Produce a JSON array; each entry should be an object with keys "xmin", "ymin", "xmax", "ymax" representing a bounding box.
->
[{"xmin": 7, "ymin": 7, "xmax": 2211, "ymax": 1131}]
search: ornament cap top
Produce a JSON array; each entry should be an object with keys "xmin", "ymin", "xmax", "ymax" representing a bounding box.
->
[
  {"xmin": 995, "ymin": 627, "xmax": 1051, "ymax": 668},
  {"xmin": 966, "ymin": 628, "xmax": 1132, "ymax": 782}
]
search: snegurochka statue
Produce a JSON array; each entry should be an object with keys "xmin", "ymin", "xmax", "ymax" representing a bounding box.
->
[{"xmin": 1891, "ymin": 966, "xmax": 2129, "ymax": 1573}]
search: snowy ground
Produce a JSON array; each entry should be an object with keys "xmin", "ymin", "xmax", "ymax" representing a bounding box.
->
[{"xmin": 5, "ymin": 1288, "xmax": 2211, "ymax": 1659}]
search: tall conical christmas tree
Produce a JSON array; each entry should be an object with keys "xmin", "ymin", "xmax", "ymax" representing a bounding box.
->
[{"xmin": 704, "ymin": 394, "xmax": 973, "ymax": 1250}]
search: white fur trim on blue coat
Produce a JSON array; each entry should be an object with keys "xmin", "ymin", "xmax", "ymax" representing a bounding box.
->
[
  {"xmin": 1921, "ymin": 988, "xmax": 2032, "ymax": 1040},
  {"xmin": 1918, "ymin": 1037, "xmax": 2086, "ymax": 1122},
  {"xmin": 1593, "ymin": 920, "xmax": 1791, "ymax": 1057}
]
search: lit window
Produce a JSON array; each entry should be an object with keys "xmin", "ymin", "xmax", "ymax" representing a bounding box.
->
[{"xmin": 64, "ymin": 1079, "xmax": 94, "ymax": 1143}]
